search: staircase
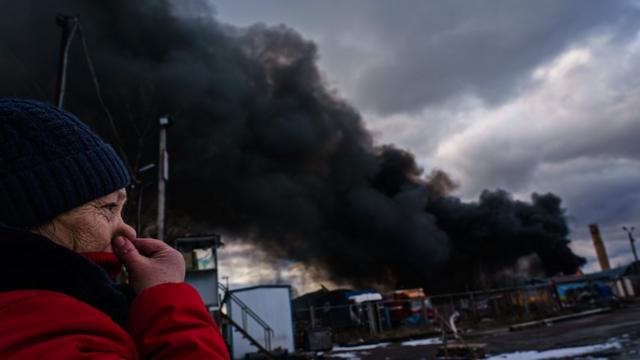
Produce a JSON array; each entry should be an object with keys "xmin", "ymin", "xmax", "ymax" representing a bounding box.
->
[{"xmin": 218, "ymin": 283, "xmax": 276, "ymax": 359}]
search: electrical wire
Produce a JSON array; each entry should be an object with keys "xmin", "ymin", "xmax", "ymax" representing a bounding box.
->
[{"xmin": 76, "ymin": 20, "xmax": 133, "ymax": 174}]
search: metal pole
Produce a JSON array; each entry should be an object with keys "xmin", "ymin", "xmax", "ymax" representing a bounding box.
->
[
  {"xmin": 137, "ymin": 183, "xmax": 145, "ymax": 235},
  {"xmin": 54, "ymin": 15, "xmax": 78, "ymax": 108},
  {"xmin": 135, "ymin": 164, "xmax": 155, "ymax": 235},
  {"xmin": 622, "ymin": 226, "xmax": 639, "ymax": 265},
  {"xmin": 366, "ymin": 303, "xmax": 377, "ymax": 334},
  {"xmin": 309, "ymin": 305, "xmax": 316, "ymax": 328},
  {"xmin": 469, "ymin": 291, "xmax": 478, "ymax": 323},
  {"xmin": 157, "ymin": 116, "xmax": 169, "ymax": 241}
]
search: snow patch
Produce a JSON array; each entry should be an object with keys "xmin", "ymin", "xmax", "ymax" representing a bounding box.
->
[
  {"xmin": 486, "ymin": 340, "xmax": 621, "ymax": 360},
  {"xmin": 401, "ymin": 337, "xmax": 443, "ymax": 346},
  {"xmin": 332, "ymin": 342, "xmax": 390, "ymax": 351},
  {"xmin": 326, "ymin": 352, "xmax": 361, "ymax": 359}
]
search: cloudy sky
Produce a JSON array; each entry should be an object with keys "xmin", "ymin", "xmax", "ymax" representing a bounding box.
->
[{"xmin": 207, "ymin": 0, "xmax": 640, "ymax": 287}]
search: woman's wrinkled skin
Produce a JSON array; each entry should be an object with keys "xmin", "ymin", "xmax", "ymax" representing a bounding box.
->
[
  {"xmin": 32, "ymin": 189, "xmax": 136, "ymax": 252},
  {"xmin": 31, "ymin": 187, "xmax": 185, "ymax": 292}
]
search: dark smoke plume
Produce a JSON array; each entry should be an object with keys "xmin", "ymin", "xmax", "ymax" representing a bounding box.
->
[{"xmin": 0, "ymin": 0, "xmax": 584, "ymax": 293}]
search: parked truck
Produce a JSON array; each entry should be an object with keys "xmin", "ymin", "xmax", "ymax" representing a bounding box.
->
[{"xmin": 383, "ymin": 288, "xmax": 435, "ymax": 326}]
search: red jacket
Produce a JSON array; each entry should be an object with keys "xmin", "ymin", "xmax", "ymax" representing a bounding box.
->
[{"xmin": 0, "ymin": 225, "xmax": 230, "ymax": 359}]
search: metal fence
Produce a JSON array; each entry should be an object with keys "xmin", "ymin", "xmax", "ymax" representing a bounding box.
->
[
  {"xmin": 429, "ymin": 284, "xmax": 561, "ymax": 326},
  {"xmin": 291, "ymin": 278, "xmax": 640, "ymax": 350},
  {"xmin": 292, "ymin": 284, "xmax": 566, "ymax": 348}
]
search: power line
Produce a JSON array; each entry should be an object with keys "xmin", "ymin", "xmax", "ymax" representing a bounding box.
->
[{"xmin": 76, "ymin": 20, "xmax": 132, "ymax": 174}]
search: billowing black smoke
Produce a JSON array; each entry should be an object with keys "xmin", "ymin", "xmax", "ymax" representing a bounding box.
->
[{"xmin": 0, "ymin": 0, "xmax": 584, "ymax": 293}]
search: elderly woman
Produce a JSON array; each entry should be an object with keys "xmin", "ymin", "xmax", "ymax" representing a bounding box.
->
[{"xmin": 0, "ymin": 98, "xmax": 229, "ymax": 359}]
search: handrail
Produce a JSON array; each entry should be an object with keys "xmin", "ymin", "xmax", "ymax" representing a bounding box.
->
[
  {"xmin": 218, "ymin": 283, "xmax": 274, "ymax": 351},
  {"xmin": 219, "ymin": 312, "xmax": 276, "ymax": 360}
]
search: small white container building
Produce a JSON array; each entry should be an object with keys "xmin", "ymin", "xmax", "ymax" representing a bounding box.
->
[{"xmin": 227, "ymin": 285, "xmax": 295, "ymax": 359}]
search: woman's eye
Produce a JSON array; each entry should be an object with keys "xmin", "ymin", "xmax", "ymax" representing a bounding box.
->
[{"xmin": 103, "ymin": 204, "xmax": 118, "ymax": 212}]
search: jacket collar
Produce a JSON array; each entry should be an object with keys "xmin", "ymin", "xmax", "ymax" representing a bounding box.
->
[{"xmin": 0, "ymin": 224, "xmax": 134, "ymax": 327}]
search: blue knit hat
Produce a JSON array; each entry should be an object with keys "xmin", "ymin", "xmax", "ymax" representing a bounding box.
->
[{"xmin": 0, "ymin": 98, "xmax": 131, "ymax": 228}]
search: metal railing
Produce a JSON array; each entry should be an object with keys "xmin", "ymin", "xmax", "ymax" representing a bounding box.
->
[{"xmin": 218, "ymin": 283, "xmax": 274, "ymax": 351}]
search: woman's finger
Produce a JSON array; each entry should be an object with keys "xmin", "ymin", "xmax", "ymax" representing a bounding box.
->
[
  {"xmin": 120, "ymin": 225, "xmax": 137, "ymax": 243},
  {"xmin": 112, "ymin": 236, "xmax": 142, "ymax": 265},
  {"xmin": 131, "ymin": 238, "xmax": 171, "ymax": 256}
]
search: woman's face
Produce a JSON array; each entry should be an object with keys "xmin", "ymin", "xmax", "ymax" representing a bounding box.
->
[{"xmin": 34, "ymin": 188, "xmax": 136, "ymax": 253}]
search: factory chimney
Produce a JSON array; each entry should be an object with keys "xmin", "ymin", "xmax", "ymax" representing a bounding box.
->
[{"xmin": 589, "ymin": 224, "xmax": 610, "ymax": 271}]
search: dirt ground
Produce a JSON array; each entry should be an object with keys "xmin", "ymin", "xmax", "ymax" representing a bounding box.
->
[{"xmin": 320, "ymin": 303, "xmax": 640, "ymax": 359}]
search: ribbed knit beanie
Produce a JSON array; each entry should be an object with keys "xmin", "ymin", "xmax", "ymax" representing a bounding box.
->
[{"xmin": 0, "ymin": 98, "xmax": 130, "ymax": 228}]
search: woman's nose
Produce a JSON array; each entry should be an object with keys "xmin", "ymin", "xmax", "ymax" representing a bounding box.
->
[{"xmin": 118, "ymin": 221, "xmax": 137, "ymax": 241}]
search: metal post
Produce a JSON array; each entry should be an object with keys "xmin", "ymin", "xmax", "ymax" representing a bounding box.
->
[
  {"xmin": 376, "ymin": 303, "xmax": 384, "ymax": 332},
  {"xmin": 54, "ymin": 15, "xmax": 78, "ymax": 108},
  {"xmin": 135, "ymin": 163, "xmax": 155, "ymax": 235},
  {"xmin": 469, "ymin": 291, "xmax": 478, "ymax": 323},
  {"xmin": 157, "ymin": 116, "xmax": 170, "ymax": 241},
  {"xmin": 522, "ymin": 289, "xmax": 530, "ymax": 318},
  {"xmin": 366, "ymin": 303, "xmax": 377, "ymax": 334},
  {"xmin": 137, "ymin": 183, "xmax": 145, "ymax": 235},
  {"xmin": 242, "ymin": 309, "xmax": 248, "ymax": 330},
  {"xmin": 623, "ymin": 226, "xmax": 639, "ymax": 266},
  {"xmin": 309, "ymin": 305, "xmax": 316, "ymax": 328}
]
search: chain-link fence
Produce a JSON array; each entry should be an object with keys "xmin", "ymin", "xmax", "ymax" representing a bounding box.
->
[
  {"xmin": 291, "ymin": 267, "xmax": 640, "ymax": 351},
  {"xmin": 292, "ymin": 284, "xmax": 566, "ymax": 349},
  {"xmin": 429, "ymin": 284, "xmax": 560, "ymax": 326}
]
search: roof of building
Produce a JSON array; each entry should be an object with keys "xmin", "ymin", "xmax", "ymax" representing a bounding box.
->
[{"xmin": 552, "ymin": 261, "xmax": 640, "ymax": 284}]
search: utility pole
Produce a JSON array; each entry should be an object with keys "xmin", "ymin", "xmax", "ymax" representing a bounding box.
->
[
  {"xmin": 157, "ymin": 116, "xmax": 171, "ymax": 241},
  {"xmin": 54, "ymin": 15, "xmax": 78, "ymax": 108},
  {"xmin": 622, "ymin": 226, "xmax": 639, "ymax": 266},
  {"xmin": 134, "ymin": 163, "xmax": 155, "ymax": 235}
]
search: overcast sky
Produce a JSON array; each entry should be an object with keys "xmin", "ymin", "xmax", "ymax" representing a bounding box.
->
[{"xmin": 208, "ymin": 0, "xmax": 640, "ymax": 285}]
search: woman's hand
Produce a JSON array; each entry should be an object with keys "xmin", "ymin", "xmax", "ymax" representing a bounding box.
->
[{"xmin": 112, "ymin": 236, "xmax": 185, "ymax": 293}]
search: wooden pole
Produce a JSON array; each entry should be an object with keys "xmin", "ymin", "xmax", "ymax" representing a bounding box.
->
[{"xmin": 54, "ymin": 15, "xmax": 78, "ymax": 108}]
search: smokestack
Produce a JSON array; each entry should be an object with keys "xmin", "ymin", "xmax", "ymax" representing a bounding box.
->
[{"xmin": 589, "ymin": 224, "xmax": 610, "ymax": 271}]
